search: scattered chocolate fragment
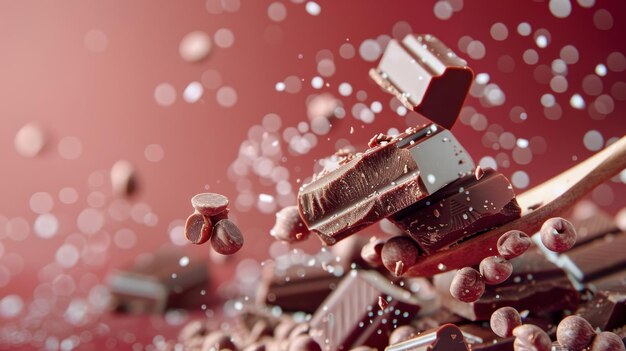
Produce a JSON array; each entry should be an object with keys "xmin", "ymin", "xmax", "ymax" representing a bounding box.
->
[
  {"xmin": 449, "ymin": 267, "xmax": 485, "ymax": 303},
  {"xmin": 192, "ymin": 192, "xmax": 230, "ymax": 217},
  {"xmin": 110, "ymin": 160, "xmax": 138, "ymax": 196},
  {"xmin": 490, "ymin": 307, "xmax": 521, "ymax": 338},
  {"xmin": 211, "ymin": 219, "xmax": 244, "ymax": 255},
  {"xmin": 578, "ymin": 288, "xmax": 626, "ymax": 331},
  {"xmin": 559, "ymin": 232, "xmax": 626, "ymax": 282},
  {"xmin": 360, "ymin": 237, "xmax": 385, "ymax": 267},
  {"xmin": 367, "ymin": 132, "xmax": 393, "ymax": 148},
  {"xmin": 309, "ymin": 270, "xmax": 422, "ymax": 350},
  {"xmin": 479, "ymin": 256, "xmax": 512, "ymax": 285},
  {"xmin": 370, "ymin": 34, "xmax": 474, "ymax": 129},
  {"xmin": 390, "ymin": 168, "xmax": 520, "ymax": 255},
  {"xmin": 556, "ymin": 315, "xmax": 596, "ymax": 351},
  {"xmin": 540, "ymin": 217, "xmax": 577, "ymax": 253},
  {"xmin": 588, "ymin": 331, "xmax": 626, "ymax": 351},
  {"xmin": 384, "ymin": 324, "xmax": 469, "ymax": 351},
  {"xmin": 474, "ymin": 166, "xmax": 484, "ymax": 180},
  {"xmin": 381, "ymin": 236, "xmax": 420, "ymax": 276},
  {"xmin": 270, "ymin": 206, "xmax": 310, "ymax": 242},
  {"xmin": 107, "ymin": 250, "xmax": 209, "ymax": 314},
  {"xmin": 512, "ymin": 324, "xmax": 552, "ymax": 351},
  {"xmin": 497, "ymin": 230, "xmax": 531, "ymax": 260},
  {"xmin": 298, "ymin": 123, "xmax": 474, "ymax": 245},
  {"xmin": 185, "ymin": 212, "xmax": 212, "ymax": 245},
  {"xmin": 388, "ymin": 325, "xmax": 417, "ymax": 345}
]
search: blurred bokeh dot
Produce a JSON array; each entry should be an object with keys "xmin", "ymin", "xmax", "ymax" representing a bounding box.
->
[
  {"xmin": 30, "ymin": 192, "xmax": 54, "ymax": 214},
  {"xmin": 145, "ymin": 144, "xmax": 164, "ymax": 162},
  {"xmin": 523, "ymin": 49, "xmax": 538, "ymax": 65},
  {"xmin": 339, "ymin": 43, "xmax": 355, "ymax": 59},
  {"xmin": 183, "ymin": 81, "xmax": 204, "ymax": 103},
  {"xmin": 583, "ymin": 130, "xmax": 604, "ymax": 151},
  {"xmin": 592, "ymin": 184, "xmax": 614, "ymax": 206},
  {"xmin": 551, "ymin": 59, "xmax": 567, "ymax": 75},
  {"xmin": 497, "ymin": 55, "xmax": 515, "ymax": 73},
  {"xmin": 284, "ymin": 76, "xmax": 302, "ymax": 93},
  {"xmin": 214, "ymin": 28, "xmax": 235, "ymax": 48},
  {"xmin": 317, "ymin": 59, "xmax": 335, "ymax": 77},
  {"xmin": 392, "ymin": 21, "xmax": 412, "ymax": 40},
  {"xmin": 14, "ymin": 123, "xmax": 46, "ymax": 158},
  {"xmin": 359, "ymin": 39, "xmax": 382, "ymax": 62},
  {"xmin": 59, "ymin": 187, "xmax": 78, "ymax": 204},
  {"xmin": 511, "ymin": 171, "xmax": 530, "ymax": 189},
  {"xmin": 467, "ymin": 40, "xmax": 486, "ymax": 60},
  {"xmin": 154, "ymin": 83, "xmax": 177, "ymax": 106},
  {"xmin": 517, "ymin": 22, "xmax": 532, "ymax": 36},
  {"xmin": 577, "ymin": 0, "xmax": 595, "ymax": 7},
  {"xmin": 594, "ymin": 94, "xmax": 614, "ymax": 115},
  {"xmin": 607, "ymin": 52, "xmax": 626, "ymax": 72},
  {"xmin": 114, "ymin": 228, "xmax": 137, "ymax": 249},
  {"xmin": 84, "ymin": 30, "xmax": 108, "ymax": 52},
  {"xmin": 56, "ymin": 244, "xmax": 79, "ymax": 268},
  {"xmin": 550, "ymin": 76, "xmax": 568, "ymax": 93},
  {"xmin": 560, "ymin": 45, "xmax": 579, "ymax": 64},
  {"xmin": 169, "ymin": 223, "xmax": 187, "ymax": 246},
  {"xmin": 570, "ymin": 94, "xmax": 586, "ymax": 109},
  {"xmin": 305, "ymin": 1, "xmax": 321, "ymax": 16},
  {"xmin": 338, "ymin": 82, "xmax": 352, "ymax": 96},
  {"xmin": 216, "ymin": 86, "xmax": 238, "ymax": 107},
  {"xmin": 490, "ymin": 23, "xmax": 508, "ymax": 41},
  {"xmin": 179, "ymin": 31, "xmax": 211, "ymax": 62},
  {"xmin": 549, "ymin": 0, "xmax": 572, "ymax": 18},
  {"xmin": 58, "ymin": 136, "xmax": 83, "ymax": 160},
  {"xmin": 479, "ymin": 156, "xmax": 498, "ymax": 170},
  {"xmin": 582, "ymin": 74, "xmax": 603, "ymax": 96},
  {"xmin": 433, "ymin": 1, "xmax": 453, "ymax": 20},
  {"xmin": 201, "ymin": 70, "xmax": 222, "ymax": 89},
  {"xmin": 77, "ymin": 208, "xmax": 104, "ymax": 235},
  {"xmin": 512, "ymin": 147, "xmax": 533, "ymax": 165},
  {"xmin": 268, "ymin": 2, "xmax": 287, "ymax": 21},
  {"xmin": 612, "ymin": 82, "xmax": 626, "ymax": 101},
  {"xmin": 0, "ymin": 295, "xmax": 23, "ymax": 318},
  {"xmin": 593, "ymin": 9, "xmax": 613, "ymax": 30},
  {"xmin": 544, "ymin": 103, "xmax": 562, "ymax": 120},
  {"xmin": 34, "ymin": 214, "xmax": 59, "ymax": 239},
  {"xmin": 6, "ymin": 217, "xmax": 29, "ymax": 241}
]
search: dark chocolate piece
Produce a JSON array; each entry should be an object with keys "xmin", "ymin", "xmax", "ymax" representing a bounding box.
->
[
  {"xmin": 390, "ymin": 168, "xmax": 521, "ymax": 254},
  {"xmin": 570, "ymin": 211, "xmax": 619, "ymax": 247},
  {"xmin": 191, "ymin": 193, "xmax": 229, "ymax": 216},
  {"xmin": 578, "ymin": 289, "xmax": 626, "ymax": 331},
  {"xmin": 211, "ymin": 219, "xmax": 244, "ymax": 255},
  {"xmin": 298, "ymin": 123, "xmax": 474, "ymax": 245},
  {"xmin": 107, "ymin": 251, "xmax": 209, "ymax": 314},
  {"xmin": 460, "ymin": 323, "xmax": 513, "ymax": 351},
  {"xmin": 559, "ymin": 232, "xmax": 626, "ymax": 282},
  {"xmin": 435, "ymin": 250, "xmax": 579, "ymax": 321},
  {"xmin": 309, "ymin": 270, "xmax": 422, "ymax": 350},
  {"xmin": 384, "ymin": 324, "xmax": 469, "ymax": 351},
  {"xmin": 370, "ymin": 34, "xmax": 473, "ymax": 129}
]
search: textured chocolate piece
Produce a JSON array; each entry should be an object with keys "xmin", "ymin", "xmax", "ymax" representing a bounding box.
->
[
  {"xmin": 578, "ymin": 289, "xmax": 626, "ymax": 331},
  {"xmin": 384, "ymin": 324, "xmax": 469, "ymax": 351},
  {"xmin": 310, "ymin": 270, "xmax": 422, "ymax": 350},
  {"xmin": 570, "ymin": 211, "xmax": 619, "ymax": 247},
  {"xmin": 460, "ymin": 323, "xmax": 512, "ymax": 351},
  {"xmin": 435, "ymin": 250, "xmax": 579, "ymax": 321},
  {"xmin": 560, "ymin": 232, "xmax": 626, "ymax": 282},
  {"xmin": 298, "ymin": 124, "xmax": 474, "ymax": 245},
  {"xmin": 390, "ymin": 168, "xmax": 520, "ymax": 254},
  {"xmin": 107, "ymin": 251, "xmax": 209, "ymax": 313},
  {"xmin": 370, "ymin": 34, "xmax": 473, "ymax": 129}
]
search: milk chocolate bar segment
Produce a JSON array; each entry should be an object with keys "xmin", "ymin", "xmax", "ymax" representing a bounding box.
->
[
  {"xmin": 390, "ymin": 168, "xmax": 521, "ymax": 254},
  {"xmin": 298, "ymin": 124, "xmax": 474, "ymax": 245},
  {"xmin": 384, "ymin": 324, "xmax": 469, "ymax": 351},
  {"xmin": 310, "ymin": 270, "xmax": 422, "ymax": 350},
  {"xmin": 371, "ymin": 34, "xmax": 473, "ymax": 129},
  {"xmin": 559, "ymin": 232, "xmax": 626, "ymax": 282}
]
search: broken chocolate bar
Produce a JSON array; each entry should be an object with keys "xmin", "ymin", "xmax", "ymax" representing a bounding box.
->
[
  {"xmin": 435, "ymin": 249, "xmax": 579, "ymax": 321},
  {"xmin": 390, "ymin": 168, "xmax": 521, "ymax": 254},
  {"xmin": 309, "ymin": 270, "xmax": 422, "ymax": 350},
  {"xmin": 298, "ymin": 123, "xmax": 474, "ymax": 245},
  {"xmin": 370, "ymin": 34, "xmax": 473, "ymax": 129},
  {"xmin": 384, "ymin": 324, "xmax": 469, "ymax": 351},
  {"xmin": 559, "ymin": 232, "xmax": 626, "ymax": 283},
  {"xmin": 107, "ymin": 250, "xmax": 209, "ymax": 314},
  {"xmin": 578, "ymin": 288, "xmax": 626, "ymax": 331}
]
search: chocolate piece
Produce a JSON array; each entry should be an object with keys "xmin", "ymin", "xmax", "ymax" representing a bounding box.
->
[
  {"xmin": 559, "ymin": 232, "xmax": 626, "ymax": 283},
  {"xmin": 435, "ymin": 250, "xmax": 579, "ymax": 321},
  {"xmin": 361, "ymin": 237, "xmax": 386, "ymax": 267},
  {"xmin": 390, "ymin": 168, "xmax": 520, "ymax": 254},
  {"xmin": 479, "ymin": 256, "xmax": 512, "ymax": 285},
  {"xmin": 211, "ymin": 219, "xmax": 244, "ymax": 255},
  {"xmin": 460, "ymin": 323, "xmax": 512, "ymax": 351},
  {"xmin": 191, "ymin": 193, "xmax": 229, "ymax": 216},
  {"xmin": 384, "ymin": 324, "xmax": 469, "ymax": 351},
  {"xmin": 578, "ymin": 289, "xmax": 626, "ymax": 331},
  {"xmin": 298, "ymin": 123, "xmax": 474, "ymax": 245},
  {"xmin": 107, "ymin": 251, "xmax": 209, "ymax": 313},
  {"xmin": 588, "ymin": 331, "xmax": 626, "ymax": 351},
  {"xmin": 310, "ymin": 270, "xmax": 422, "ymax": 350},
  {"xmin": 570, "ymin": 210, "xmax": 619, "ymax": 247},
  {"xmin": 270, "ymin": 206, "xmax": 310, "ymax": 242},
  {"xmin": 370, "ymin": 34, "xmax": 473, "ymax": 129}
]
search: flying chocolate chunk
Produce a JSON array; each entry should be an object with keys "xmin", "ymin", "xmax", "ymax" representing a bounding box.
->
[
  {"xmin": 309, "ymin": 270, "xmax": 422, "ymax": 350},
  {"xmin": 390, "ymin": 168, "xmax": 521, "ymax": 254},
  {"xmin": 370, "ymin": 34, "xmax": 474, "ymax": 129},
  {"xmin": 298, "ymin": 124, "xmax": 474, "ymax": 245},
  {"xmin": 384, "ymin": 324, "xmax": 469, "ymax": 351}
]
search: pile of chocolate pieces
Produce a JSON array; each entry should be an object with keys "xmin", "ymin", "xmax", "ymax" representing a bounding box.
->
[{"xmin": 174, "ymin": 34, "xmax": 625, "ymax": 351}]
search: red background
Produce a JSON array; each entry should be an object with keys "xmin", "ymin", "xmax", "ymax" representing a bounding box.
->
[{"xmin": 0, "ymin": 0, "xmax": 624, "ymax": 349}]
